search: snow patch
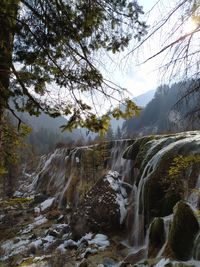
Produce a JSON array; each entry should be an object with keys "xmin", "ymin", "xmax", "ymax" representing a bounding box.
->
[
  {"xmin": 105, "ymin": 171, "xmax": 128, "ymax": 224},
  {"xmin": 34, "ymin": 197, "xmax": 55, "ymax": 213},
  {"xmin": 21, "ymin": 215, "xmax": 48, "ymax": 234},
  {"xmin": 1, "ymin": 238, "xmax": 30, "ymax": 260},
  {"xmin": 88, "ymin": 234, "xmax": 110, "ymax": 249},
  {"xmin": 155, "ymin": 258, "xmax": 170, "ymax": 267}
]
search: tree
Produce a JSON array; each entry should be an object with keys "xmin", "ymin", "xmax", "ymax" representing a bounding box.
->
[
  {"xmin": 130, "ymin": 0, "xmax": 200, "ymax": 120},
  {"xmin": 0, "ymin": 114, "xmax": 31, "ymax": 197},
  {"xmin": 0, "ymin": 0, "xmax": 147, "ymax": 135}
]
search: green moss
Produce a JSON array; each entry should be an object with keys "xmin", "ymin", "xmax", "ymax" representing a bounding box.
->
[
  {"xmin": 148, "ymin": 217, "xmax": 165, "ymax": 257},
  {"xmin": 123, "ymin": 135, "xmax": 155, "ymax": 163},
  {"xmin": 168, "ymin": 201, "xmax": 199, "ymax": 260},
  {"xmin": 17, "ymin": 258, "xmax": 34, "ymax": 267},
  {"xmin": 142, "ymin": 150, "xmax": 183, "ymax": 224},
  {"xmin": 0, "ymin": 197, "xmax": 33, "ymax": 209}
]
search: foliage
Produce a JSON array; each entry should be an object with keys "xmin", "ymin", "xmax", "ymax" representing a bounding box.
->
[
  {"xmin": 168, "ymin": 154, "xmax": 200, "ymax": 181},
  {"xmin": 0, "ymin": 114, "xmax": 31, "ymax": 196},
  {"xmin": 0, "ymin": 0, "xmax": 147, "ymax": 132},
  {"xmin": 0, "ymin": 117, "xmax": 31, "ymax": 175},
  {"xmin": 165, "ymin": 154, "xmax": 200, "ymax": 199}
]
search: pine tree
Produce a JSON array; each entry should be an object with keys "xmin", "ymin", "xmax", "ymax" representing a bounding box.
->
[{"xmin": 0, "ymin": 0, "xmax": 146, "ymax": 135}]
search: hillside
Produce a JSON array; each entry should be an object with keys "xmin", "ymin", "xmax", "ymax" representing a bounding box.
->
[
  {"xmin": 111, "ymin": 89, "xmax": 156, "ymax": 131},
  {"xmin": 122, "ymin": 81, "xmax": 199, "ymax": 137}
]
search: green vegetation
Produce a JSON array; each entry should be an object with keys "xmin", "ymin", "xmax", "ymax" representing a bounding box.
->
[
  {"xmin": 0, "ymin": 114, "xmax": 31, "ymax": 197},
  {"xmin": 0, "ymin": 197, "xmax": 32, "ymax": 209},
  {"xmin": 168, "ymin": 155, "xmax": 200, "ymax": 180}
]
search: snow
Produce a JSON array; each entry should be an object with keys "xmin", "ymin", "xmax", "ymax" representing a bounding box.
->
[
  {"xmin": 30, "ymin": 239, "xmax": 43, "ymax": 249},
  {"xmin": 105, "ymin": 171, "xmax": 128, "ymax": 224},
  {"xmin": 154, "ymin": 258, "xmax": 170, "ymax": 267},
  {"xmin": 56, "ymin": 243, "xmax": 66, "ymax": 253},
  {"xmin": 34, "ymin": 197, "xmax": 55, "ymax": 213},
  {"xmin": 21, "ymin": 215, "xmax": 48, "ymax": 234},
  {"xmin": 57, "ymin": 233, "xmax": 110, "ymax": 254},
  {"xmin": 1, "ymin": 238, "xmax": 30, "ymax": 260},
  {"xmin": 88, "ymin": 234, "xmax": 110, "ymax": 249},
  {"xmin": 63, "ymin": 239, "xmax": 78, "ymax": 248},
  {"xmin": 80, "ymin": 247, "xmax": 98, "ymax": 258},
  {"xmin": 13, "ymin": 191, "xmax": 24, "ymax": 197}
]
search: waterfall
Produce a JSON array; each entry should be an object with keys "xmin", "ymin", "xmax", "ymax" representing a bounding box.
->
[
  {"xmin": 128, "ymin": 132, "xmax": 200, "ymax": 251},
  {"xmin": 28, "ymin": 131, "xmax": 200, "ymax": 261},
  {"xmin": 109, "ymin": 139, "xmax": 134, "ymax": 182},
  {"xmin": 156, "ymin": 214, "xmax": 173, "ymax": 257}
]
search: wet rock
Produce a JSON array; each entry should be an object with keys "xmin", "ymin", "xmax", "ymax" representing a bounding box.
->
[
  {"xmin": 148, "ymin": 217, "xmax": 165, "ymax": 257},
  {"xmin": 33, "ymin": 194, "xmax": 48, "ymax": 204},
  {"xmin": 13, "ymin": 237, "xmax": 20, "ymax": 244},
  {"xmin": 57, "ymin": 214, "xmax": 65, "ymax": 223},
  {"xmin": 47, "ymin": 229, "xmax": 60, "ymax": 238},
  {"xmin": 167, "ymin": 201, "xmax": 199, "ymax": 260}
]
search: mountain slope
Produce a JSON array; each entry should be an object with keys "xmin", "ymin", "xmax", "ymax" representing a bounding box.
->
[{"xmin": 111, "ymin": 89, "xmax": 156, "ymax": 131}]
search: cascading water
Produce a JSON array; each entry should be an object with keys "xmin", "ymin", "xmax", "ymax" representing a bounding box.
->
[
  {"xmin": 27, "ymin": 131, "xmax": 200, "ymax": 265},
  {"xmin": 109, "ymin": 139, "xmax": 134, "ymax": 182},
  {"xmin": 123, "ymin": 132, "xmax": 200, "ymax": 255}
]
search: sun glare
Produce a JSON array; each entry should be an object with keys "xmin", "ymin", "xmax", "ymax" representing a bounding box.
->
[{"xmin": 184, "ymin": 18, "xmax": 198, "ymax": 34}]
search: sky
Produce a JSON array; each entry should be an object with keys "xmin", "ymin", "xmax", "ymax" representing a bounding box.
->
[
  {"xmin": 33, "ymin": 0, "xmax": 196, "ymax": 116},
  {"xmin": 108, "ymin": 0, "xmax": 159, "ymax": 97}
]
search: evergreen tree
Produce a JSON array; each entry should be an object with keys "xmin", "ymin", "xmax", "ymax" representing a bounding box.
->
[{"xmin": 0, "ymin": 0, "xmax": 146, "ymax": 135}]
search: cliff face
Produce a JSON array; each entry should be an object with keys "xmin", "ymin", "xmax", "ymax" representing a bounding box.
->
[{"xmin": 1, "ymin": 132, "xmax": 200, "ymax": 266}]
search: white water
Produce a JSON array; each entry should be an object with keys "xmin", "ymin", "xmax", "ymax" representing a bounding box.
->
[{"xmin": 109, "ymin": 139, "xmax": 134, "ymax": 182}]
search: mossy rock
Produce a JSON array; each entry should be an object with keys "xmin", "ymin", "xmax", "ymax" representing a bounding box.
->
[
  {"xmin": 148, "ymin": 217, "xmax": 165, "ymax": 257},
  {"xmin": 168, "ymin": 201, "xmax": 199, "ymax": 260},
  {"xmin": 122, "ymin": 136, "xmax": 155, "ymax": 164}
]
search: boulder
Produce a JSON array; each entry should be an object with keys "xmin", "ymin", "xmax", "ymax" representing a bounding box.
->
[
  {"xmin": 148, "ymin": 217, "xmax": 165, "ymax": 257},
  {"xmin": 70, "ymin": 171, "xmax": 127, "ymax": 240},
  {"xmin": 167, "ymin": 201, "xmax": 199, "ymax": 260}
]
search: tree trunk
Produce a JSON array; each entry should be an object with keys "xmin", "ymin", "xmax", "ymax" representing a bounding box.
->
[{"xmin": 0, "ymin": 1, "xmax": 19, "ymax": 184}]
